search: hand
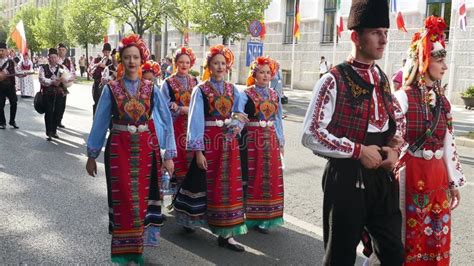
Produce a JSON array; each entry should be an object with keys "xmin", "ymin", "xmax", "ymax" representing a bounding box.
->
[
  {"xmin": 280, "ymin": 148, "xmax": 285, "ymax": 157},
  {"xmin": 449, "ymin": 188, "xmax": 461, "ymax": 210},
  {"xmin": 162, "ymin": 159, "xmax": 174, "ymax": 176},
  {"xmin": 196, "ymin": 151, "xmax": 208, "ymax": 170},
  {"xmin": 388, "ymin": 135, "xmax": 404, "ymax": 150},
  {"xmin": 99, "ymin": 63, "xmax": 106, "ymax": 68},
  {"xmin": 169, "ymin": 102, "xmax": 179, "ymax": 112},
  {"xmin": 233, "ymin": 112, "xmax": 249, "ymax": 123},
  {"xmin": 359, "ymin": 145, "xmax": 382, "ymax": 169},
  {"xmin": 379, "ymin": 147, "xmax": 399, "ymax": 171},
  {"xmin": 86, "ymin": 158, "xmax": 97, "ymax": 177},
  {"xmin": 0, "ymin": 72, "xmax": 6, "ymax": 81},
  {"xmin": 180, "ymin": 106, "xmax": 189, "ymax": 115},
  {"xmin": 52, "ymin": 79, "xmax": 61, "ymax": 86}
]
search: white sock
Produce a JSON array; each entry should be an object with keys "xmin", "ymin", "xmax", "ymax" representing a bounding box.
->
[{"xmin": 227, "ymin": 237, "xmax": 242, "ymax": 245}]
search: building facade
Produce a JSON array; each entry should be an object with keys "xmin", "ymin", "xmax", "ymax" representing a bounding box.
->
[
  {"xmin": 2, "ymin": 0, "xmax": 50, "ymax": 20},
  {"xmin": 163, "ymin": 0, "xmax": 474, "ymax": 104}
]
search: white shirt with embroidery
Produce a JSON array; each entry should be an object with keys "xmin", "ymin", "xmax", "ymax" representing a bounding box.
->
[
  {"xmin": 302, "ymin": 61, "xmax": 405, "ymax": 159},
  {"xmin": 394, "ymin": 90, "xmax": 466, "ymax": 189}
]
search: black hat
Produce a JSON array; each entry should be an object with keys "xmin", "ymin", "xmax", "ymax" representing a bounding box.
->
[
  {"xmin": 111, "ymin": 48, "xmax": 117, "ymax": 55},
  {"xmin": 348, "ymin": 0, "xmax": 389, "ymax": 30},
  {"xmin": 103, "ymin": 43, "xmax": 112, "ymax": 51},
  {"xmin": 48, "ymin": 48, "xmax": 58, "ymax": 56},
  {"xmin": 57, "ymin": 43, "xmax": 67, "ymax": 49},
  {"xmin": 0, "ymin": 42, "xmax": 6, "ymax": 49}
]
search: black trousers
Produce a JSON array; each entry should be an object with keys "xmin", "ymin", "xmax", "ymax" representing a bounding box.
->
[
  {"xmin": 80, "ymin": 66, "xmax": 85, "ymax": 77},
  {"xmin": 322, "ymin": 134, "xmax": 404, "ymax": 266},
  {"xmin": 92, "ymin": 80, "xmax": 103, "ymax": 116},
  {"xmin": 0, "ymin": 85, "xmax": 18, "ymax": 125},
  {"xmin": 43, "ymin": 94, "xmax": 62, "ymax": 135},
  {"xmin": 57, "ymin": 95, "xmax": 66, "ymax": 125}
]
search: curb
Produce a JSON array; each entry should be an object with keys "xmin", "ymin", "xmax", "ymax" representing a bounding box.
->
[{"xmin": 456, "ymin": 136, "xmax": 474, "ymax": 148}]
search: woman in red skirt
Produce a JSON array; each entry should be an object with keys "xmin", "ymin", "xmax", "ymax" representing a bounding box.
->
[
  {"xmin": 394, "ymin": 16, "xmax": 466, "ymax": 265},
  {"xmin": 86, "ymin": 34, "xmax": 176, "ymax": 264},
  {"xmin": 235, "ymin": 57, "xmax": 285, "ymax": 234},
  {"xmin": 173, "ymin": 45, "xmax": 248, "ymax": 252},
  {"xmin": 161, "ymin": 47, "xmax": 198, "ymax": 189}
]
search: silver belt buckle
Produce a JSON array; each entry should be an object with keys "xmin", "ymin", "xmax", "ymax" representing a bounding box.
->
[
  {"xmin": 422, "ymin": 149, "xmax": 434, "ymax": 160},
  {"xmin": 259, "ymin": 120, "xmax": 267, "ymax": 127},
  {"xmin": 138, "ymin": 124, "xmax": 148, "ymax": 132},
  {"xmin": 127, "ymin": 125, "xmax": 137, "ymax": 133},
  {"xmin": 215, "ymin": 120, "xmax": 224, "ymax": 127}
]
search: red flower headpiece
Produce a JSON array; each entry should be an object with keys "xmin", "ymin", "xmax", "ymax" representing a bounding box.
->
[
  {"xmin": 141, "ymin": 60, "xmax": 161, "ymax": 77},
  {"xmin": 206, "ymin": 45, "xmax": 234, "ymax": 70},
  {"xmin": 174, "ymin": 46, "xmax": 196, "ymax": 67},
  {"xmin": 117, "ymin": 34, "xmax": 150, "ymax": 64},
  {"xmin": 404, "ymin": 16, "xmax": 448, "ymax": 86},
  {"xmin": 246, "ymin": 56, "xmax": 279, "ymax": 86}
]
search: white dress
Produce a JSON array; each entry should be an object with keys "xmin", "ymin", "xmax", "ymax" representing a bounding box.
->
[{"xmin": 17, "ymin": 59, "xmax": 35, "ymax": 97}]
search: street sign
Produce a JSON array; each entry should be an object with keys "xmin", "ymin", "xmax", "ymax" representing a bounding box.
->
[
  {"xmin": 246, "ymin": 42, "xmax": 263, "ymax": 67},
  {"xmin": 249, "ymin": 20, "xmax": 264, "ymax": 38}
]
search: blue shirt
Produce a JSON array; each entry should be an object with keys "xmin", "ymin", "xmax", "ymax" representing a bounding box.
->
[{"xmin": 86, "ymin": 77, "xmax": 177, "ymax": 160}]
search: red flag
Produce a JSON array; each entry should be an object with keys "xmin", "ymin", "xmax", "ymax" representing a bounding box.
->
[
  {"xmin": 11, "ymin": 20, "xmax": 28, "ymax": 54},
  {"xmin": 104, "ymin": 35, "xmax": 109, "ymax": 43},
  {"xmin": 293, "ymin": 0, "xmax": 300, "ymax": 39},
  {"xmin": 259, "ymin": 20, "xmax": 266, "ymax": 40},
  {"xmin": 459, "ymin": 0, "xmax": 467, "ymax": 31},
  {"xmin": 337, "ymin": 16, "xmax": 344, "ymax": 38},
  {"xmin": 396, "ymin": 12, "xmax": 407, "ymax": 32}
]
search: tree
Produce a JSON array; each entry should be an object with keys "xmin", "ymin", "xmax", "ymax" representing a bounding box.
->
[
  {"xmin": 32, "ymin": 0, "xmax": 69, "ymax": 49},
  {"xmin": 184, "ymin": 0, "xmax": 271, "ymax": 44},
  {"xmin": 0, "ymin": 3, "xmax": 9, "ymax": 42},
  {"xmin": 8, "ymin": 3, "xmax": 41, "ymax": 53},
  {"xmin": 65, "ymin": 0, "xmax": 109, "ymax": 79},
  {"xmin": 100, "ymin": 0, "xmax": 177, "ymax": 37}
]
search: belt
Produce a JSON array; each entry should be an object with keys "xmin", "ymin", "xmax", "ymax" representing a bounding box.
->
[
  {"xmin": 408, "ymin": 149, "xmax": 444, "ymax": 160},
  {"xmin": 112, "ymin": 123, "xmax": 149, "ymax": 133},
  {"xmin": 205, "ymin": 119, "xmax": 232, "ymax": 127},
  {"xmin": 247, "ymin": 120, "xmax": 275, "ymax": 128}
]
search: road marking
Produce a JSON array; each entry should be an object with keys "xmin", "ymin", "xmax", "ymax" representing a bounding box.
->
[{"xmin": 284, "ymin": 213, "xmax": 365, "ymax": 257}]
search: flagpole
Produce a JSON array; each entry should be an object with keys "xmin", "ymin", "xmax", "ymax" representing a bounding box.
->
[
  {"xmin": 447, "ymin": 4, "xmax": 458, "ymax": 101},
  {"xmin": 290, "ymin": 0, "xmax": 298, "ymax": 91},
  {"xmin": 384, "ymin": 29, "xmax": 391, "ymax": 74},
  {"xmin": 332, "ymin": 18, "xmax": 337, "ymax": 68}
]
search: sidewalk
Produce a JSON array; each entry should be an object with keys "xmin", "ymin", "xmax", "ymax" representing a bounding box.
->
[{"xmin": 282, "ymin": 88, "xmax": 474, "ymax": 147}]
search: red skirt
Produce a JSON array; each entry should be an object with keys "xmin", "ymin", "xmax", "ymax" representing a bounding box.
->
[
  {"xmin": 204, "ymin": 125, "xmax": 246, "ymax": 236},
  {"xmin": 401, "ymin": 154, "xmax": 451, "ymax": 265},
  {"xmin": 245, "ymin": 125, "xmax": 284, "ymax": 228},
  {"xmin": 108, "ymin": 128, "xmax": 161, "ymax": 262},
  {"xmin": 173, "ymin": 114, "xmax": 193, "ymax": 184}
]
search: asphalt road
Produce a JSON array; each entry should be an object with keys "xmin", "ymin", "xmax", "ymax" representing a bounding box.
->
[{"xmin": 0, "ymin": 82, "xmax": 472, "ymax": 265}]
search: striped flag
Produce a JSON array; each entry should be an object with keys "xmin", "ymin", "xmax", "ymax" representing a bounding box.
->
[
  {"xmin": 459, "ymin": 0, "xmax": 467, "ymax": 31},
  {"xmin": 391, "ymin": 0, "xmax": 407, "ymax": 32},
  {"xmin": 10, "ymin": 20, "xmax": 27, "ymax": 54},
  {"xmin": 336, "ymin": 0, "xmax": 343, "ymax": 38},
  {"xmin": 293, "ymin": 0, "xmax": 301, "ymax": 40}
]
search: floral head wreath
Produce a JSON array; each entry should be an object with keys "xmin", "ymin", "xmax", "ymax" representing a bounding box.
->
[
  {"xmin": 174, "ymin": 46, "xmax": 196, "ymax": 67},
  {"xmin": 116, "ymin": 34, "xmax": 150, "ymax": 64},
  {"xmin": 141, "ymin": 60, "xmax": 161, "ymax": 77},
  {"xmin": 202, "ymin": 45, "xmax": 235, "ymax": 81},
  {"xmin": 246, "ymin": 56, "xmax": 278, "ymax": 86},
  {"xmin": 403, "ymin": 16, "xmax": 447, "ymax": 86}
]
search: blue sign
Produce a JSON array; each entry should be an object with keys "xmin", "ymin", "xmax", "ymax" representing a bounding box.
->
[
  {"xmin": 249, "ymin": 20, "xmax": 263, "ymax": 38},
  {"xmin": 246, "ymin": 42, "xmax": 263, "ymax": 67}
]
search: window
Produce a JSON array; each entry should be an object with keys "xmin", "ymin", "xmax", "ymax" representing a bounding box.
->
[
  {"xmin": 200, "ymin": 34, "xmax": 210, "ymax": 46},
  {"xmin": 322, "ymin": 0, "xmax": 337, "ymax": 43},
  {"xmin": 426, "ymin": 0, "xmax": 451, "ymax": 40},
  {"xmin": 283, "ymin": 0, "xmax": 295, "ymax": 44}
]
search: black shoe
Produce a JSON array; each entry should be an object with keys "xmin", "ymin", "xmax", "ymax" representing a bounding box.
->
[
  {"xmin": 255, "ymin": 226, "xmax": 270, "ymax": 234},
  {"xmin": 58, "ymin": 124, "xmax": 65, "ymax": 128},
  {"xmin": 0, "ymin": 125, "xmax": 5, "ymax": 129},
  {"xmin": 9, "ymin": 122, "xmax": 19, "ymax": 129},
  {"xmin": 46, "ymin": 136, "xmax": 53, "ymax": 141},
  {"xmin": 52, "ymin": 133, "xmax": 60, "ymax": 139},
  {"xmin": 217, "ymin": 236, "xmax": 245, "ymax": 252},
  {"xmin": 183, "ymin": 226, "xmax": 196, "ymax": 234}
]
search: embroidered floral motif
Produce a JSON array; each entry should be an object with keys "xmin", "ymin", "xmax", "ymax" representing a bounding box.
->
[
  {"xmin": 200, "ymin": 81, "xmax": 234, "ymax": 119},
  {"xmin": 347, "ymin": 76, "xmax": 369, "ymax": 98},
  {"xmin": 187, "ymin": 138, "xmax": 205, "ymax": 151}
]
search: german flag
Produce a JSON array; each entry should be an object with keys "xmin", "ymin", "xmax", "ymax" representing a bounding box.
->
[{"xmin": 293, "ymin": 0, "xmax": 301, "ymax": 40}]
